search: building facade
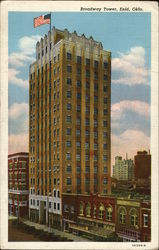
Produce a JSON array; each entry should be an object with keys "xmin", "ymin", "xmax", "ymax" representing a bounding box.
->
[
  {"xmin": 8, "ymin": 152, "xmax": 29, "ymax": 218},
  {"xmin": 29, "ymin": 27, "xmax": 111, "ymax": 226},
  {"xmin": 134, "ymin": 151, "xmax": 151, "ymax": 180},
  {"xmin": 113, "ymin": 156, "xmax": 134, "ymax": 181}
]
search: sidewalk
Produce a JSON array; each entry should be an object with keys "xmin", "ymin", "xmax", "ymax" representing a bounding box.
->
[{"xmin": 22, "ymin": 219, "xmax": 91, "ymax": 242}]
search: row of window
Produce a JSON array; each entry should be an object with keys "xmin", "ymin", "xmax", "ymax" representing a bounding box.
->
[
  {"xmin": 30, "ymin": 199, "xmax": 60, "ymax": 211},
  {"xmin": 65, "ymin": 141, "xmax": 108, "ymax": 149},
  {"xmin": 66, "ymin": 177, "xmax": 107, "ymax": 186},
  {"xmin": 66, "ymin": 153, "xmax": 108, "ymax": 161},
  {"xmin": 66, "ymin": 53, "xmax": 108, "ymax": 69},
  {"xmin": 66, "ymin": 128, "xmax": 108, "ymax": 137}
]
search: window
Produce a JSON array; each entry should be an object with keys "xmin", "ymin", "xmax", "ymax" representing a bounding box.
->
[
  {"xmin": 103, "ymin": 109, "xmax": 108, "ymax": 115},
  {"xmin": 64, "ymin": 204, "xmax": 69, "ymax": 212},
  {"xmin": 76, "ymin": 117, "xmax": 81, "ymax": 125},
  {"xmin": 66, "ymin": 91, "xmax": 72, "ymax": 98},
  {"xmin": 66, "ymin": 165, "xmax": 72, "ymax": 173},
  {"xmin": 94, "ymin": 131, "xmax": 98, "ymax": 139},
  {"xmin": 77, "ymin": 178, "xmax": 81, "ymax": 185},
  {"xmin": 85, "ymin": 178, "xmax": 90, "ymax": 185},
  {"xmin": 77, "ymin": 105, "xmax": 81, "ymax": 112},
  {"xmin": 94, "ymin": 108, "xmax": 98, "ymax": 115},
  {"xmin": 37, "ymin": 200, "xmax": 39, "ymax": 206},
  {"xmin": 49, "ymin": 202, "xmax": 51, "ymax": 209},
  {"xmin": 94, "ymin": 83, "xmax": 98, "ymax": 91},
  {"xmin": 94, "ymin": 120, "xmax": 98, "ymax": 127},
  {"xmin": 103, "ymin": 86, "xmax": 107, "ymax": 92},
  {"xmin": 103, "ymin": 155, "xmax": 107, "ymax": 161},
  {"xmin": 103, "ymin": 121, "xmax": 107, "ymax": 127},
  {"xmin": 67, "ymin": 78, "xmax": 72, "ymax": 85},
  {"xmin": 86, "ymin": 166, "xmax": 90, "ymax": 173},
  {"xmin": 103, "ymin": 166, "xmax": 108, "ymax": 173},
  {"xmin": 67, "ymin": 103, "xmax": 72, "ymax": 111},
  {"xmin": 85, "ymin": 130, "xmax": 89, "ymax": 137},
  {"xmin": 119, "ymin": 207, "xmax": 126, "ymax": 224},
  {"xmin": 86, "ymin": 81, "xmax": 90, "ymax": 89},
  {"xmin": 85, "ymin": 119, "xmax": 90, "ymax": 126},
  {"xmin": 57, "ymin": 190, "xmax": 60, "ymax": 197},
  {"xmin": 77, "ymin": 93, "xmax": 81, "ymax": 100},
  {"xmin": 86, "ymin": 203, "xmax": 91, "ymax": 217},
  {"xmin": 66, "ymin": 128, "xmax": 71, "ymax": 135},
  {"xmin": 93, "ymin": 206, "xmax": 96, "ymax": 218},
  {"xmin": 94, "ymin": 166, "xmax": 98, "ymax": 174},
  {"xmin": 86, "ymin": 106, "xmax": 90, "ymax": 114},
  {"xmin": 67, "ymin": 65, "xmax": 72, "ymax": 73},
  {"xmin": 70, "ymin": 205, "xmax": 75, "ymax": 213},
  {"xmin": 86, "ymin": 70, "xmax": 90, "ymax": 78},
  {"xmin": 103, "ymin": 74, "xmax": 108, "ymax": 80},
  {"xmin": 57, "ymin": 203, "xmax": 60, "ymax": 210},
  {"xmin": 130, "ymin": 209, "xmax": 138, "ymax": 226},
  {"xmin": 66, "ymin": 153, "xmax": 71, "ymax": 160},
  {"xmin": 103, "ymin": 131, "xmax": 107, "ymax": 139},
  {"xmin": 76, "ymin": 154, "xmax": 81, "ymax": 161},
  {"xmin": 103, "ymin": 97, "xmax": 107, "ymax": 104},
  {"xmin": 103, "ymin": 178, "xmax": 107, "ymax": 184},
  {"xmin": 85, "ymin": 155, "xmax": 89, "ymax": 161},
  {"xmin": 77, "ymin": 56, "xmax": 81, "ymax": 64},
  {"xmin": 66, "ymin": 115, "xmax": 71, "ymax": 123},
  {"xmin": 94, "ymin": 96, "xmax": 98, "ymax": 102},
  {"xmin": 66, "ymin": 141, "xmax": 71, "ymax": 147},
  {"xmin": 76, "ymin": 141, "xmax": 81, "ymax": 148},
  {"xmin": 54, "ymin": 202, "xmax": 56, "ymax": 210},
  {"xmin": 77, "ymin": 80, "xmax": 81, "ymax": 88},
  {"xmin": 66, "ymin": 177, "xmax": 71, "ymax": 185},
  {"xmin": 67, "ymin": 52, "xmax": 72, "ymax": 60},
  {"xmin": 143, "ymin": 214, "xmax": 148, "ymax": 227},
  {"xmin": 94, "ymin": 178, "xmax": 98, "ymax": 185},
  {"xmin": 94, "ymin": 143, "xmax": 98, "ymax": 150},
  {"xmin": 103, "ymin": 144, "xmax": 107, "ymax": 150},
  {"xmin": 103, "ymin": 61, "xmax": 108, "ymax": 69},
  {"xmin": 79, "ymin": 203, "xmax": 84, "ymax": 215},
  {"xmin": 94, "ymin": 72, "xmax": 98, "ymax": 80},
  {"xmin": 77, "ymin": 68, "xmax": 81, "ymax": 76},
  {"xmin": 86, "ymin": 58, "xmax": 90, "ymax": 65},
  {"xmin": 94, "ymin": 60, "xmax": 98, "ymax": 68},
  {"xmin": 85, "ymin": 142, "xmax": 89, "ymax": 149},
  {"xmin": 99, "ymin": 204, "xmax": 105, "ymax": 219},
  {"xmin": 76, "ymin": 129, "xmax": 81, "ymax": 136},
  {"xmin": 94, "ymin": 155, "xmax": 98, "ymax": 161},
  {"xmin": 106, "ymin": 206, "xmax": 112, "ymax": 221},
  {"xmin": 76, "ymin": 165, "xmax": 81, "ymax": 173}
]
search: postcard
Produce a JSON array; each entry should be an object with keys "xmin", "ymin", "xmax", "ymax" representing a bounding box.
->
[{"xmin": 0, "ymin": 1, "xmax": 158, "ymax": 250}]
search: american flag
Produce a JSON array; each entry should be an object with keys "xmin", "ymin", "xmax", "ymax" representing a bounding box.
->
[{"xmin": 34, "ymin": 14, "xmax": 51, "ymax": 28}]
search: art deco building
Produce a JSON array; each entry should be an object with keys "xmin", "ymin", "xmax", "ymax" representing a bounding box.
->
[{"xmin": 29, "ymin": 27, "xmax": 111, "ymax": 226}]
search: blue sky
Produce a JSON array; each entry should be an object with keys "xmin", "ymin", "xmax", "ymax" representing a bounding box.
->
[{"xmin": 8, "ymin": 12, "xmax": 151, "ymax": 165}]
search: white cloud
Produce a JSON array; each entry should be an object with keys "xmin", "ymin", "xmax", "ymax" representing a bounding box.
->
[
  {"xmin": 111, "ymin": 100, "xmax": 150, "ymax": 121},
  {"xmin": 112, "ymin": 46, "xmax": 150, "ymax": 85},
  {"xmin": 18, "ymin": 35, "xmax": 41, "ymax": 55},
  {"xmin": 9, "ymin": 35, "xmax": 41, "ymax": 68},
  {"xmin": 8, "ymin": 133, "xmax": 29, "ymax": 154},
  {"xmin": 9, "ymin": 52, "xmax": 35, "ymax": 68},
  {"xmin": 9, "ymin": 102, "xmax": 29, "ymax": 120},
  {"xmin": 111, "ymin": 129, "xmax": 150, "ymax": 166},
  {"xmin": 8, "ymin": 68, "xmax": 28, "ymax": 88}
]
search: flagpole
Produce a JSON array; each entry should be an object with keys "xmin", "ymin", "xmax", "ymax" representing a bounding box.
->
[{"xmin": 50, "ymin": 12, "xmax": 51, "ymax": 33}]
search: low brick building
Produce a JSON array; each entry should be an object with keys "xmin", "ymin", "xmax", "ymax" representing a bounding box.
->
[
  {"xmin": 62, "ymin": 193, "xmax": 116, "ymax": 240},
  {"xmin": 8, "ymin": 152, "xmax": 29, "ymax": 218}
]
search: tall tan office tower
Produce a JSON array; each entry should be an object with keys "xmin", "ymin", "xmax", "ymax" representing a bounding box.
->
[{"xmin": 29, "ymin": 27, "xmax": 111, "ymax": 227}]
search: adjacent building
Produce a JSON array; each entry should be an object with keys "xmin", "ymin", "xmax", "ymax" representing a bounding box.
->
[
  {"xmin": 116, "ymin": 198, "xmax": 151, "ymax": 242},
  {"xmin": 113, "ymin": 156, "xmax": 134, "ymax": 181},
  {"xmin": 29, "ymin": 27, "xmax": 111, "ymax": 227},
  {"xmin": 134, "ymin": 150, "xmax": 151, "ymax": 180},
  {"xmin": 8, "ymin": 152, "xmax": 29, "ymax": 217}
]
